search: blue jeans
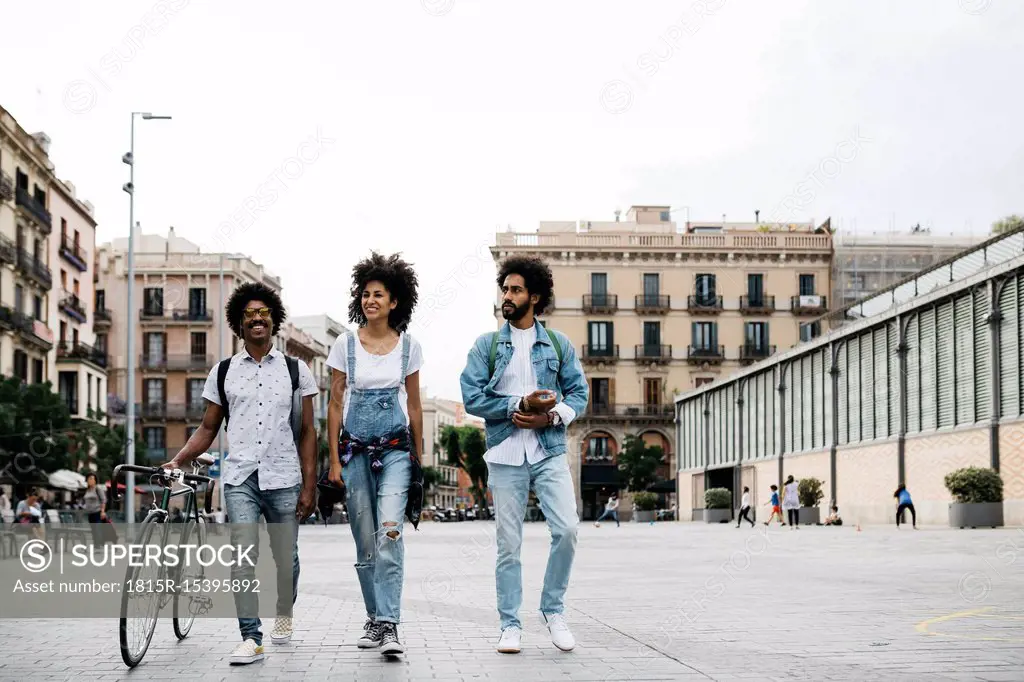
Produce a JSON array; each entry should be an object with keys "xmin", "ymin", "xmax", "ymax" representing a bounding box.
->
[
  {"xmin": 596, "ymin": 509, "xmax": 619, "ymax": 526},
  {"xmin": 488, "ymin": 454, "xmax": 578, "ymax": 630},
  {"xmin": 343, "ymin": 448, "xmax": 411, "ymax": 623},
  {"xmin": 223, "ymin": 471, "xmax": 300, "ymax": 646}
]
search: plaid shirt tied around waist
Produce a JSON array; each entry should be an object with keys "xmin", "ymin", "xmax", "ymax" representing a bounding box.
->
[{"xmin": 339, "ymin": 428, "xmax": 412, "ymax": 472}]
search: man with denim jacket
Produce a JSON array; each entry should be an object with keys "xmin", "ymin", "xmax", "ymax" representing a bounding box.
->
[{"xmin": 460, "ymin": 255, "xmax": 589, "ymax": 654}]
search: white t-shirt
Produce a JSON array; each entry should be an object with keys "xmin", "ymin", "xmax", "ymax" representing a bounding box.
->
[
  {"xmin": 741, "ymin": 492, "xmax": 751, "ymax": 509},
  {"xmin": 326, "ymin": 331, "xmax": 424, "ymax": 424},
  {"xmin": 782, "ymin": 481, "xmax": 800, "ymax": 510}
]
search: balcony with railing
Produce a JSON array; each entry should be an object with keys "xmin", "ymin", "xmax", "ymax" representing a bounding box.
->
[
  {"xmin": 0, "ymin": 234, "xmax": 15, "ymax": 267},
  {"xmin": 634, "ymin": 294, "xmax": 671, "ymax": 314},
  {"xmin": 140, "ymin": 308, "xmax": 213, "ymax": 324},
  {"xmin": 59, "ymin": 235, "xmax": 89, "ymax": 272},
  {"xmin": 12, "ymin": 311, "xmax": 53, "ymax": 351},
  {"xmin": 635, "ymin": 344, "xmax": 672, "ymax": 363},
  {"xmin": 140, "ymin": 354, "xmax": 214, "ymax": 371},
  {"xmin": 140, "ymin": 402, "xmax": 206, "ymax": 421},
  {"xmin": 739, "ymin": 294, "xmax": 776, "ymax": 315},
  {"xmin": 791, "ymin": 294, "xmax": 828, "ymax": 315},
  {"xmin": 582, "ymin": 293, "xmax": 618, "ymax": 314},
  {"xmin": 581, "ymin": 344, "xmax": 619, "ymax": 364},
  {"xmin": 59, "ymin": 292, "xmax": 88, "ymax": 323},
  {"xmin": 94, "ymin": 307, "xmax": 112, "ymax": 328},
  {"xmin": 495, "ymin": 231, "xmax": 832, "ymax": 252},
  {"xmin": 583, "ymin": 402, "xmax": 675, "ymax": 422},
  {"xmin": 0, "ymin": 305, "xmax": 13, "ymax": 331},
  {"xmin": 15, "ymin": 249, "xmax": 52, "ymax": 289},
  {"xmin": 739, "ymin": 343, "xmax": 777, "ymax": 365},
  {"xmin": 15, "ymin": 186, "xmax": 52, "ymax": 232},
  {"xmin": 687, "ymin": 295, "xmax": 723, "ymax": 314},
  {"xmin": 0, "ymin": 170, "xmax": 13, "ymax": 202},
  {"xmin": 686, "ymin": 345, "xmax": 725, "ymax": 364},
  {"xmin": 57, "ymin": 340, "xmax": 109, "ymax": 369}
]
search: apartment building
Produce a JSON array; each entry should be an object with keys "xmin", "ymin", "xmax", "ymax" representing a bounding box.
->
[
  {"xmin": 96, "ymin": 226, "xmax": 283, "ymax": 464},
  {"xmin": 491, "ymin": 205, "xmax": 833, "ymax": 519},
  {"xmin": 420, "ymin": 393, "xmax": 483, "ymax": 510},
  {"xmin": 0, "ymin": 107, "xmax": 55, "ymax": 384},
  {"xmin": 832, "ymin": 227, "xmax": 986, "ymax": 312},
  {"xmin": 49, "ymin": 178, "xmax": 107, "ymax": 423},
  {"xmin": 277, "ymin": 321, "xmax": 329, "ymax": 421},
  {"xmin": 291, "ymin": 313, "xmax": 348, "ymax": 422}
]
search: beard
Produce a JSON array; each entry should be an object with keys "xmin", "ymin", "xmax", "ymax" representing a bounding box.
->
[{"xmin": 501, "ymin": 301, "xmax": 530, "ymax": 321}]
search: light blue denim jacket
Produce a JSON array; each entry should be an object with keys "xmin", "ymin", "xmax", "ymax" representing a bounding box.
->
[{"xmin": 460, "ymin": 319, "xmax": 589, "ymax": 457}]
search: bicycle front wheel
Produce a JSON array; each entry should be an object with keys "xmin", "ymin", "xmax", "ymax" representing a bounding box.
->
[
  {"xmin": 173, "ymin": 514, "xmax": 207, "ymax": 640},
  {"xmin": 119, "ymin": 515, "xmax": 167, "ymax": 668}
]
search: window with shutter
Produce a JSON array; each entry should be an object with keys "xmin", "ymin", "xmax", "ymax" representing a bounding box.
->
[
  {"xmin": 888, "ymin": 320, "xmax": 901, "ymax": 436},
  {"xmin": 954, "ymin": 294, "xmax": 974, "ymax": 426},
  {"xmin": 801, "ymin": 355, "xmax": 813, "ymax": 451},
  {"xmin": 859, "ymin": 332, "xmax": 875, "ymax": 441},
  {"xmin": 812, "ymin": 349, "xmax": 824, "ymax": 448},
  {"xmin": 874, "ymin": 327, "xmax": 888, "ymax": 440},
  {"xmin": 837, "ymin": 344, "xmax": 849, "ymax": 446},
  {"xmin": 999, "ymin": 277, "xmax": 1020, "ymax": 418},
  {"xmin": 974, "ymin": 286, "xmax": 991, "ymax": 421},
  {"xmin": 823, "ymin": 348, "xmax": 834, "ymax": 448},
  {"xmin": 848, "ymin": 336, "xmax": 862, "ymax": 444},
  {"xmin": 919, "ymin": 307, "xmax": 938, "ymax": 430},
  {"xmin": 906, "ymin": 316, "xmax": 921, "ymax": 434},
  {"xmin": 937, "ymin": 301, "xmax": 955, "ymax": 429}
]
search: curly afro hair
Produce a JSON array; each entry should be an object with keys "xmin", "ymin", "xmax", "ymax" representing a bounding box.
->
[
  {"xmin": 496, "ymin": 255, "xmax": 554, "ymax": 315},
  {"xmin": 226, "ymin": 281, "xmax": 286, "ymax": 338},
  {"xmin": 348, "ymin": 252, "xmax": 419, "ymax": 331}
]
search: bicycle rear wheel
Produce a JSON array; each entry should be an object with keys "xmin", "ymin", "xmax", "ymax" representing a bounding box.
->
[
  {"xmin": 119, "ymin": 515, "xmax": 167, "ymax": 668},
  {"xmin": 173, "ymin": 514, "xmax": 207, "ymax": 640}
]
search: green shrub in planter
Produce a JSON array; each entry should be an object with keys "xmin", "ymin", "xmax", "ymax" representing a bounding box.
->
[
  {"xmin": 704, "ymin": 488, "xmax": 731, "ymax": 510},
  {"xmin": 798, "ymin": 478, "xmax": 825, "ymax": 507},
  {"xmin": 944, "ymin": 467, "xmax": 1003, "ymax": 503},
  {"xmin": 633, "ymin": 492, "xmax": 658, "ymax": 511}
]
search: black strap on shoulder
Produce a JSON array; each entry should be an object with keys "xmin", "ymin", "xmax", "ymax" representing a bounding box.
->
[
  {"xmin": 285, "ymin": 355, "xmax": 299, "ymax": 392},
  {"xmin": 217, "ymin": 358, "xmax": 231, "ymax": 423}
]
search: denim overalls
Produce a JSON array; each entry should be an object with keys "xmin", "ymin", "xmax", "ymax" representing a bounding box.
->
[{"xmin": 340, "ymin": 332, "xmax": 413, "ymax": 624}]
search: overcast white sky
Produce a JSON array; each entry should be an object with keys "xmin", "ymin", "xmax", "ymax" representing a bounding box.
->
[{"xmin": 2, "ymin": 0, "xmax": 1022, "ymax": 400}]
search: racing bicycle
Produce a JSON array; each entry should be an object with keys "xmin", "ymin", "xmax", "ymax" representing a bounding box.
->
[{"xmin": 111, "ymin": 454, "xmax": 216, "ymax": 668}]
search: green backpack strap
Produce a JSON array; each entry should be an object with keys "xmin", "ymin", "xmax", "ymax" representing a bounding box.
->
[{"xmin": 487, "ymin": 327, "xmax": 563, "ymax": 378}]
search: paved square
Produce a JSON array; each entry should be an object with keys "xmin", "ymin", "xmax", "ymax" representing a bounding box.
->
[{"xmin": 1, "ymin": 520, "xmax": 1022, "ymax": 681}]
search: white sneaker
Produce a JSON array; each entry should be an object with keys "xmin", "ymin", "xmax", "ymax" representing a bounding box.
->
[
  {"xmin": 540, "ymin": 612, "xmax": 575, "ymax": 651},
  {"xmin": 270, "ymin": 616, "xmax": 292, "ymax": 644},
  {"xmin": 497, "ymin": 626, "xmax": 522, "ymax": 654},
  {"xmin": 229, "ymin": 638, "xmax": 265, "ymax": 665}
]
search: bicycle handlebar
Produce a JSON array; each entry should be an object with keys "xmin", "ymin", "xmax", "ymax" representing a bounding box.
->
[{"xmin": 111, "ymin": 463, "xmax": 217, "ymax": 515}]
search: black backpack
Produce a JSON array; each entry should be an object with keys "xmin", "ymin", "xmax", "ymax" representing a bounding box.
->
[{"xmin": 217, "ymin": 355, "xmax": 302, "ymax": 444}]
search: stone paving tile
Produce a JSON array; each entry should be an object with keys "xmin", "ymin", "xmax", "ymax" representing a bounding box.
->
[{"xmin": 1, "ymin": 522, "xmax": 1023, "ymax": 680}]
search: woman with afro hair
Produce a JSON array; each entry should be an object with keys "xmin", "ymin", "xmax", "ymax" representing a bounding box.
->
[{"xmin": 325, "ymin": 251, "xmax": 423, "ymax": 656}]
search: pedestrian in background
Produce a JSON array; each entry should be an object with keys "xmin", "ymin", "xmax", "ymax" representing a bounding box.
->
[{"xmin": 782, "ymin": 475, "xmax": 800, "ymax": 529}]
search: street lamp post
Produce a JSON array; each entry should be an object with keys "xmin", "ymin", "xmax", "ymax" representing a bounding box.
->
[
  {"xmin": 122, "ymin": 111, "xmax": 171, "ymax": 526},
  {"xmin": 216, "ymin": 253, "xmax": 244, "ymax": 511}
]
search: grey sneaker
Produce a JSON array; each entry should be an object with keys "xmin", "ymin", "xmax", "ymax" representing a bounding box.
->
[
  {"xmin": 379, "ymin": 623, "xmax": 404, "ymax": 656},
  {"xmin": 357, "ymin": 618, "xmax": 384, "ymax": 649}
]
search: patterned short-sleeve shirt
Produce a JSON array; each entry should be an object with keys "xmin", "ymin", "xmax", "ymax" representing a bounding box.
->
[{"xmin": 202, "ymin": 346, "xmax": 319, "ymax": 490}]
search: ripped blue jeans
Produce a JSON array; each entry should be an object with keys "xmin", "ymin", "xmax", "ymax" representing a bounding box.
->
[{"xmin": 342, "ymin": 447, "xmax": 411, "ymax": 623}]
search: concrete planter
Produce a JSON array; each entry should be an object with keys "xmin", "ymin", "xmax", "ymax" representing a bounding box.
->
[
  {"xmin": 799, "ymin": 507, "xmax": 821, "ymax": 526},
  {"xmin": 704, "ymin": 508, "xmax": 731, "ymax": 524},
  {"xmin": 949, "ymin": 502, "xmax": 1004, "ymax": 529},
  {"xmin": 634, "ymin": 510, "xmax": 655, "ymax": 523}
]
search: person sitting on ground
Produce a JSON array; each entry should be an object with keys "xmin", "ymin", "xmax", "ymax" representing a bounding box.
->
[{"xmin": 824, "ymin": 505, "xmax": 843, "ymax": 526}]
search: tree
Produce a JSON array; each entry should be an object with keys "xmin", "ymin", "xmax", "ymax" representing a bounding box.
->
[
  {"xmin": 0, "ymin": 375, "xmax": 73, "ymax": 493},
  {"xmin": 461, "ymin": 428, "xmax": 489, "ymax": 511},
  {"xmin": 992, "ymin": 215, "xmax": 1024, "ymax": 235},
  {"xmin": 616, "ymin": 434, "xmax": 664, "ymax": 492},
  {"xmin": 69, "ymin": 410, "xmax": 146, "ymax": 485},
  {"xmin": 440, "ymin": 424, "xmax": 490, "ymax": 513},
  {"xmin": 422, "ymin": 465, "xmax": 443, "ymax": 497},
  {"xmin": 444, "ymin": 426, "xmax": 462, "ymax": 467}
]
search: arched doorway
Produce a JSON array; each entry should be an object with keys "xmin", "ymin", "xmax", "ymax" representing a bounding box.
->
[
  {"xmin": 580, "ymin": 430, "xmax": 619, "ymax": 520},
  {"xmin": 638, "ymin": 430, "xmax": 673, "ymax": 482}
]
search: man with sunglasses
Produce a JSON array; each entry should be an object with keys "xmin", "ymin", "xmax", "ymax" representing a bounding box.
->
[{"xmin": 164, "ymin": 282, "xmax": 319, "ymax": 665}]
